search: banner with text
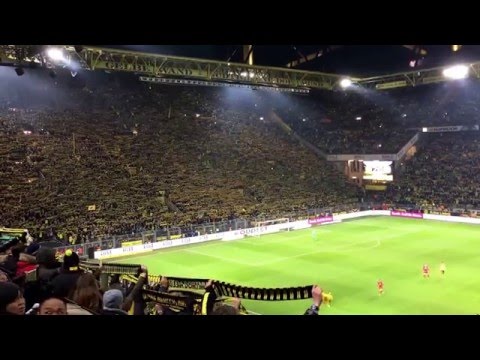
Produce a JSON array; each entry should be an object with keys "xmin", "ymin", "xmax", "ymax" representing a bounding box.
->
[
  {"xmin": 308, "ymin": 216, "xmax": 334, "ymax": 225},
  {"xmin": 122, "ymin": 240, "xmax": 142, "ymax": 247},
  {"xmin": 390, "ymin": 210, "xmax": 423, "ymax": 219},
  {"xmin": 421, "ymin": 125, "xmax": 479, "ymax": 133},
  {"xmin": 327, "ymin": 154, "xmax": 396, "ymax": 161}
]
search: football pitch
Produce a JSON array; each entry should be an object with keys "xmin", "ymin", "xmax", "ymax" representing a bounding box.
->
[{"xmin": 114, "ymin": 217, "xmax": 480, "ymax": 315}]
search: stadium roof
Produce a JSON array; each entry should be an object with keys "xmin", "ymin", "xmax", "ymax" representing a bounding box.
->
[
  {"xmin": 104, "ymin": 45, "xmax": 480, "ymax": 76},
  {"xmin": 3, "ymin": 45, "xmax": 480, "ymax": 92}
]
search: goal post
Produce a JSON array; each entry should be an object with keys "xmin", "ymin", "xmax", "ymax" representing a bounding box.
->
[{"xmin": 252, "ymin": 218, "xmax": 291, "ymax": 237}]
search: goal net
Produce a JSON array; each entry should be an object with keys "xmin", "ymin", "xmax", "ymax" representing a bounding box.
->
[{"xmin": 251, "ymin": 218, "xmax": 291, "ymax": 237}]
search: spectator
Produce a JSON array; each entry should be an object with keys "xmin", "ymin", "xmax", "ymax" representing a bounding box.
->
[
  {"xmin": 38, "ymin": 297, "xmax": 67, "ymax": 315},
  {"xmin": 304, "ymin": 285, "xmax": 322, "ymax": 315},
  {"xmin": 0, "ymin": 282, "xmax": 26, "ymax": 315},
  {"xmin": 122, "ymin": 269, "xmax": 148, "ymax": 315},
  {"xmin": 70, "ymin": 272, "xmax": 102, "ymax": 313},
  {"xmin": 201, "ymin": 279, "xmax": 216, "ymax": 315},
  {"xmin": 36, "ymin": 247, "xmax": 61, "ymax": 282},
  {"xmin": 0, "ymin": 270, "xmax": 9, "ymax": 283},
  {"xmin": 50, "ymin": 250, "xmax": 83, "ymax": 298},
  {"xmin": 211, "ymin": 297, "xmax": 241, "ymax": 315},
  {"xmin": 101, "ymin": 289, "xmax": 128, "ymax": 315}
]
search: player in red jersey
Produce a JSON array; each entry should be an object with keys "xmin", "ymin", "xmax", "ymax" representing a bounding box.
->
[
  {"xmin": 377, "ymin": 279, "xmax": 384, "ymax": 295},
  {"xmin": 422, "ymin": 264, "xmax": 430, "ymax": 278}
]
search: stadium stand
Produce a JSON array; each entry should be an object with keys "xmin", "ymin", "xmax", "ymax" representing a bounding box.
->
[{"xmin": 2, "ymin": 68, "xmax": 480, "ymax": 315}]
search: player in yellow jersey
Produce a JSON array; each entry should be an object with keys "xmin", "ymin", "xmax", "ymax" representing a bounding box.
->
[
  {"xmin": 322, "ymin": 291, "xmax": 333, "ymax": 307},
  {"xmin": 440, "ymin": 262, "xmax": 446, "ymax": 276}
]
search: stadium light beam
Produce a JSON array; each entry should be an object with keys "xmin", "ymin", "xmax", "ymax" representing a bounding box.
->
[
  {"xmin": 443, "ymin": 65, "xmax": 469, "ymax": 80},
  {"xmin": 340, "ymin": 78, "xmax": 352, "ymax": 88},
  {"xmin": 47, "ymin": 48, "xmax": 65, "ymax": 62}
]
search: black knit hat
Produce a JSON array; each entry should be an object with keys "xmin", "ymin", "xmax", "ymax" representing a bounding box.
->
[{"xmin": 62, "ymin": 250, "xmax": 80, "ymax": 271}]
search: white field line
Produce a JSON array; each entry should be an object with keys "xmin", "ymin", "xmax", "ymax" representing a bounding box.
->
[
  {"xmin": 186, "ymin": 227, "xmax": 421, "ymax": 268},
  {"xmin": 115, "ymin": 239, "xmax": 234, "ymax": 262},
  {"xmin": 186, "ymin": 237, "xmax": 382, "ymax": 268},
  {"xmin": 183, "ymin": 249, "xmax": 258, "ymax": 266},
  {"xmin": 117, "ymin": 225, "xmax": 420, "ymax": 266}
]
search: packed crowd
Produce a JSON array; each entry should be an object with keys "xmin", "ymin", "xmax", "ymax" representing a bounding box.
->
[
  {"xmin": 0, "ymin": 72, "xmax": 358, "ymax": 243},
  {"xmin": 277, "ymin": 81, "xmax": 480, "ymax": 155},
  {"xmin": 386, "ymin": 132, "xmax": 480, "ymax": 208},
  {"xmin": 0, "ymin": 244, "xmax": 203, "ymax": 315},
  {"xmin": 276, "ymin": 90, "xmax": 412, "ymax": 154},
  {"xmin": 2, "ymin": 69, "xmax": 480, "ymax": 244},
  {"xmin": 0, "ymin": 243, "xmax": 325, "ymax": 315}
]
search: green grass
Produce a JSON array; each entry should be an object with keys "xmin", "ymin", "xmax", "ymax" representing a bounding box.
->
[{"xmin": 114, "ymin": 217, "xmax": 480, "ymax": 315}]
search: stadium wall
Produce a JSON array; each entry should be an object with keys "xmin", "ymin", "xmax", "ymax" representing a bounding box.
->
[
  {"xmin": 94, "ymin": 210, "xmax": 480, "ymax": 259},
  {"xmin": 94, "ymin": 219, "xmax": 311, "ymax": 259}
]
